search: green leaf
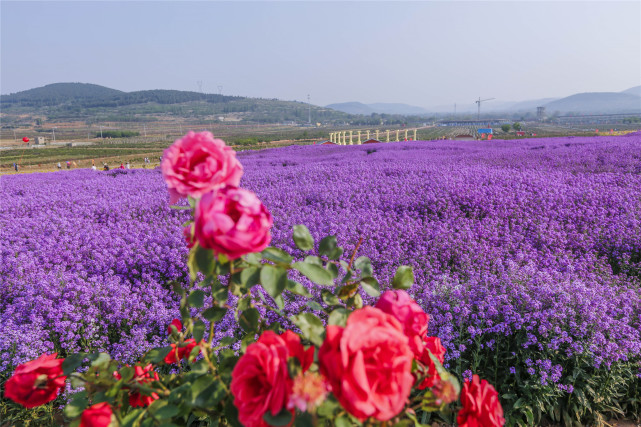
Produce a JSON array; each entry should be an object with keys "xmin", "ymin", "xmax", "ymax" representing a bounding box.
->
[
  {"xmin": 90, "ymin": 353, "xmax": 111, "ymax": 369},
  {"xmin": 211, "ymin": 282, "xmax": 229, "ymax": 304},
  {"xmin": 293, "ymin": 412, "xmax": 314, "ymax": 427},
  {"xmin": 217, "ymin": 336, "xmax": 235, "ymax": 347},
  {"xmin": 240, "ymin": 266, "xmax": 261, "ymax": 288},
  {"xmin": 237, "ymin": 296, "xmax": 252, "ymax": 312},
  {"xmin": 274, "ymin": 295, "xmax": 285, "ymax": 310},
  {"xmin": 319, "ymin": 236, "xmax": 344, "ymax": 259},
  {"xmin": 119, "ymin": 366, "xmax": 135, "ymax": 382},
  {"xmin": 155, "ymin": 404, "xmax": 180, "ymax": 419},
  {"xmin": 304, "ymin": 255, "xmax": 323, "ymax": 266},
  {"xmin": 63, "ymin": 395, "xmax": 88, "ymax": 418},
  {"xmin": 263, "ymin": 408, "xmax": 293, "ymax": 426},
  {"xmin": 328, "ymin": 307, "xmax": 349, "ymax": 326},
  {"xmin": 244, "ymin": 253, "xmax": 262, "ymax": 264},
  {"xmin": 285, "ymin": 280, "xmax": 312, "ymax": 297},
  {"xmin": 292, "ymin": 312, "xmax": 325, "ymax": 346},
  {"xmin": 190, "ymin": 375, "xmax": 226, "ymax": 408},
  {"xmin": 306, "ymin": 300, "xmax": 323, "ymax": 311},
  {"xmin": 121, "ymin": 408, "xmax": 145, "ymax": 427},
  {"xmin": 292, "ymin": 225, "xmax": 314, "ymax": 251},
  {"xmin": 392, "ymin": 265, "xmax": 414, "ymax": 290},
  {"xmin": 145, "ymin": 346, "xmax": 173, "ymax": 364},
  {"xmin": 202, "ymin": 306, "xmax": 227, "ymax": 323},
  {"xmin": 193, "ymin": 320, "xmax": 206, "ymax": 342},
  {"xmin": 260, "ymin": 265, "xmax": 288, "ymax": 298},
  {"xmin": 326, "ymin": 263, "xmax": 339, "ymax": 279},
  {"xmin": 335, "ymin": 415, "xmax": 352, "ymax": 427},
  {"xmin": 62, "ymin": 353, "xmax": 85, "ymax": 375},
  {"xmin": 194, "ymin": 245, "xmax": 215, "ymax": 276},
  {"xmin": 317, "ymin": 397, "xmax": 339, "ymax": 417},
  {"xmin": 360, "ymin": 276, "xmax": 380, "ymax": 297},
  {"xmin": 318, "ymin": 235, "xmax": 337, "ymax": 256},
  {"xmin": 354, "ymin": 256, "xmax": 373, "ymax": 276},
  {"xmin": 292, "ymin": 261, "xmax": 334, "ymax": 286},
  {"xmin": 262, "ymin": 247, "xmax": 293, "ymax": 264},
  {"xmin": 321, "ymin": 289, "xmax": 342, "ymax": 306},
  {"xmin": 224, "ymin": 399, "xmax": 243, "ymax": 427},
  {"xmin": 239, "ymin": 308, "xmax": 260, "ymax": 332},
  {"xmin": 187, "ymin": 289, "xmax": 205, "ymax": 308}
]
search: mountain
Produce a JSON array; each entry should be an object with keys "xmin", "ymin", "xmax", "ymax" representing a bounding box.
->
[
  {"xmin": 325, "ymin": 102, "xmax": 375, "ymax": 115},
  {"xmin": 368, "ymin": 103, "xmax": 429, "ymax": 115},
  {"xmin": 1, "ymin": 83, "xmax": 125, "ymax": 107},
  {"xmin": 544, "ymin": 92, "xmax": 641, "ymax": 114},
  {"xmin": 0, "ymin": 82, "xmax": 353, "ymax": 125},
  {"xmin": 622, "ymin": 85, "xmax": 641, "ymax": 97},
  {"xmin": 326, "ymin": 102, "xmax": 429, "ymax": 115}
]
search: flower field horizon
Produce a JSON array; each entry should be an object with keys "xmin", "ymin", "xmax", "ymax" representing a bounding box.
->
[{"xmin": 2, "ymin": 133, "xmax": 641, "ymax": 424}]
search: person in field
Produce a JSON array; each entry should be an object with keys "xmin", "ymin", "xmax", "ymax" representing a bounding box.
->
[{"xmin": 57, "ymin": 162, "xmax": 62, "ymax": 170}]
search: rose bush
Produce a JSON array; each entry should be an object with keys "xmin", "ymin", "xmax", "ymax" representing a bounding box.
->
[{"xmin": 2, "ymin": 132, "xmax": 504, "ymax": 426}]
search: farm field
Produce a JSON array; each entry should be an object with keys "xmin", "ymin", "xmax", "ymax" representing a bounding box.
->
[{"xmin": 2, "ymin": 134, "xmax": 641, "ymax": 424}]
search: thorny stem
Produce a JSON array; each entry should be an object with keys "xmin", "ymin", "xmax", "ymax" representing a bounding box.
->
[{"xmin": 348, "ymin": 237, "xmax": 364, "ymax": 270}]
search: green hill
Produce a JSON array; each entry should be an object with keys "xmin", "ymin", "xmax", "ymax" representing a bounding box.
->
[{"xmin": 1, "ymin": 83, "xmax": 352, "ymax": 124}]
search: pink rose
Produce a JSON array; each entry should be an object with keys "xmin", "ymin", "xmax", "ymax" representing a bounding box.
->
[
  {"xmin": 418, "ymin": 336, "xmax": 446, "ymax": 389},
  {"xmin": 375, "ymin": 290, "xmax": 429, "ymax": 358},
  {"xmin": 161, "ymin": 131, "xmax": 243, "ymax": 203},
  {"xmin": 318, "ymin": 307, "xmax": 414, "ymax": 421},
  {"xmin": 194, "ymin": 187, "xmax": 272, "ymax": 259},
  {"xmin": 231, "ymin": 331, "xmax": 302, "ymax": 427}
]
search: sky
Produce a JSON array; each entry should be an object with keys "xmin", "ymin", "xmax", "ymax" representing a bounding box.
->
[{"xmin": 1, "ymin": 1, "xmax": 640, "ymax": 109}]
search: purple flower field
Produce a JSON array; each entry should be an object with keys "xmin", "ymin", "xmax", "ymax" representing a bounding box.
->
[{"xmin": 2, "ymin": 134, "xmax": 641, "ymax": 386}]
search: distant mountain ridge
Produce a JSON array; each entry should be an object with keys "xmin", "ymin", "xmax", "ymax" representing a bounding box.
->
[
  {"xmin": 329, "ymin": 86, "xmax": 641, "ymax": 115},
  {"xmin": 326, "ymin": 102, "xmax": 429, "ymax": 115}
]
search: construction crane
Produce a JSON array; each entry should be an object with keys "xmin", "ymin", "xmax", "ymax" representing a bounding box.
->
[{"xmin": 475, "ymin": 97, "xmax": 495, "ymax": 120}]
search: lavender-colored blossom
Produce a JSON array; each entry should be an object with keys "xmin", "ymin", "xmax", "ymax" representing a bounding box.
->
[{"xmin": 2, "ymin": 134, "xmax": 641, "ymax": 376}]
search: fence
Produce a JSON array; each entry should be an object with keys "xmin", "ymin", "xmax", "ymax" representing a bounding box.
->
[{"xmin": 328, "ymin": 128, "xmax": 420, "ymax": 145}]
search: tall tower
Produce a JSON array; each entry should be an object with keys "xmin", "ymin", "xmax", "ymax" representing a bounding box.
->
[{"xmin": 537, "ymin": 107, "xmax": 546, "ymax": 121}]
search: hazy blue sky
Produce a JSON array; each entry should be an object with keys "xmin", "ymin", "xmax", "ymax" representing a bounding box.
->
[{"xmin": 1, "ymin": 1, "xmax": 640, "ymax": 109}]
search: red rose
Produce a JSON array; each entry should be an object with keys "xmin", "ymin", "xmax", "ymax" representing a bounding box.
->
[
  {"xmin": 163, "ymin": 339, "xmax": 200, "ymax": 364},
  {"xmin": 128, "ymin": 364, "xmax": 160, "ymax": 408},
  {"xmin": 183, "ymin": 224, "xmax": 196, "ymax": 248},
  {"xmin": 230, "ymin": 331, "xmax": 305, "ymax": 427},
  {"xmin": 167, "ymin": 318, "xmax": 183, "ymax": 335},
  {"xmin": 194, "ymin": 187, "xmax": 273, "ymax": 259},
  {"xmin": 457, "ymin": 375, "xmax": 505, "ymax": 427},
  {"xmin": 318, "ymin": 307, "xmax": 414, "ymax": 421},
  {"xmin": 4, "ymin": 353, "xmax": 66, "ymax": 408},
  {"xmin": 375, "ymin": 290, "xmax": 429, "ymax": 358},
  {"xmin": 281, "ymin": 330, "xmax": 314, "ymax": 373},
  {"xmin": 80, "ymin": 402, "xmax": 113, "ymax": 427},
  {"xmin": 418, "ymin": 336, "xmax": 447, "ymax": 389},
  {"xmin": 161, "ymin": 131, "xmax": 243, "ymax": 203}
]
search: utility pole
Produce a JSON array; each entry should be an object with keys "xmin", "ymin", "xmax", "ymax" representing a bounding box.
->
[
  {"xmin": 52, "ymin": 127, "xmax": 56, "ymax": 142},
  {"xmin": 100, "ymin": 125, "xmax": 103, "ymax": 139}
]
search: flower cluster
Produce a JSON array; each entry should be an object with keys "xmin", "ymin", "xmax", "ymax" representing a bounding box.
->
[{"xmin": 2, "ymin": 132, "xmax": 507, "ymax": 426}]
